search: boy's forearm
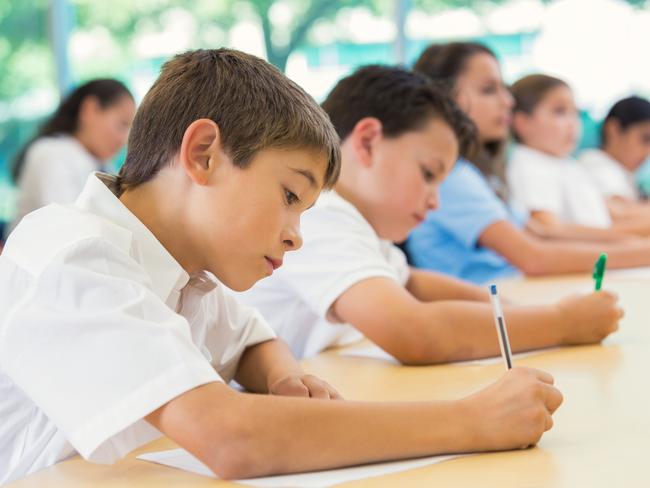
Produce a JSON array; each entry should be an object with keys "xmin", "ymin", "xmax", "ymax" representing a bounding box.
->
[
  {"xmin": 406, "ymin": 268, "xmax": 489, "ymax": 303},
  {"xmin": 403, "ymin": 301, "xmax": 564, "ymax": 364},
  {"xmin": 225, "ymin": 394, "xmax": 474, "ymax": 477},
  {"xmin": 149, "ymin": 381, "xmax": 476, "ymax": 479},
  {"xmin": 234, "ymin": 339, "xmax": 303, "ymax": 393}
]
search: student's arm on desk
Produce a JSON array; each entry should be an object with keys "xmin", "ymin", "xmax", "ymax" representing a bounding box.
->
[
  {"xmin": 234, "ymin": 338, "xmax": 342, "ymax": 399},
  {"xmin": 145, "ymin": 367, "xmax": 562, "ymax": 479},
  {"xmin": 405, "ymin": 268, "xmax": 489, "ymax": 303},
  {"xmin": 526, "ymin": 211, "xmax": 635, "ymax": 242},
  {"xmin": 480, "ymin": 220, "xmax": 650, "ymax": 275},
  {"xmin": 607, "ymin": 197, "xmax": 650, "ymax": 235},
  {"xmin": 332, "ymin": 277, "xmax": 621, "ymax": 365}
]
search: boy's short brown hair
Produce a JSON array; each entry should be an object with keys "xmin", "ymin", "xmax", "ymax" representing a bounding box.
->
[
  {"xmin": 119, "ymin": 49, "xmax": 340, "ymax": 191},
  {"xmin": 321, "ymin": 65, "xmax": 476, "ymax": 158}
]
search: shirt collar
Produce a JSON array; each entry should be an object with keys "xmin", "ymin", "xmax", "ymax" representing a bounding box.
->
[{"xmin": 75, "ymin": 173, "xmax": 190, "ymax": 301}]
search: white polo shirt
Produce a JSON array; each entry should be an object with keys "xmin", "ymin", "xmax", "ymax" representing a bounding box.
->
[
  {"xmin": 8, "ymin": 135, "xmax": 105, "ymax": 237},
  {"xmin": 507, "ymin": 144, "xmax": 612, "ymax": 228},
  {"xmin": 0, "ymin": 173, "xmax": 275, "ymax": 484},
  {"xmin": 234, "ymin": 191, "xmax": 411, "ymax": 359},
  {"xmin": 579, "ymin": 148, "xmax": 640, "ymax": 200}
]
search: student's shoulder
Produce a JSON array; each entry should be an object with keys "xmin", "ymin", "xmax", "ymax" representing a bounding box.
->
[
  {"xmin": 27, "ymin": 135, "xmax": 82, "ymax": 159},
  {"xmin": 24, "ymin": 136, "xmax": 89, "ymax": 172},
  {"xmin": 443, "ymin": 159, "xmax": 493, "ymax": 194},
  {"xmin": 5, "ymin": 204, "xmax": 133, "ymax": 276},
  {"xmin": 308, "ymin": 191, "xmax": 368, "ymax": 226},
  {"xmin": 578, "ymin": 148, "xmax": 615, "ymax": 169},
  {"xmin": 509, "ymin": 145, "xmax": 562, "ymax": 180},
  {"xmin": 298, "ymin": 191, "xmax": 378, "ymax": 246}
]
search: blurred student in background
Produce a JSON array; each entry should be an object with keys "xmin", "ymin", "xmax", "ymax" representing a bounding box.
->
[
  {"xmin": 509, "ymin": 76, "xmax": 650, "ymax": 238},
  {"xmin": 579, "ymin": 96, "xmax": 650, "ymax": 223},
  {"xmin": 405, "ymin": 42, "xmax": 650, "ymax": 284},
  {"xmin": 5, "ymin": 79, "xmax": 135, "ymax": 237}
]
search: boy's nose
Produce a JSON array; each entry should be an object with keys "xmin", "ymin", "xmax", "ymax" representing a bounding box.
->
[{"xmin": 283, "ymin": 226, "xmax": 303, "ymax": 252}]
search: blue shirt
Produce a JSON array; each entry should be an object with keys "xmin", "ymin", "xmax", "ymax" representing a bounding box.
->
[{"xmin": 405, "ymin": 159, "xmax": 524, "ymax": 284}]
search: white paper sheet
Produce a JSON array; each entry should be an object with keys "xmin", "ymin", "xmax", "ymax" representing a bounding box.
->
[
  {"xmin": 338, "ymin": 343, "xmax": 552, "ymax": 366},
  {"xmin": 138, "ymin": 448, "xmax": 462, "ymax": 487}
]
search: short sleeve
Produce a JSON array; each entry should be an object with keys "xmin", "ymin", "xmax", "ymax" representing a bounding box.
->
[
  {"xmin": 0, "ymin": 238, "xmax": 221, "ymax": 464},
  {"xmin": 198, "ymin": 285, "xmax": 276, "ymax": 383},
  {"xmin": 431, "ymin": 161, "xmax": 510, "ymax": 248},
  {"xmin": 508, "ymin": 156, "xmax": 564, "ymax": 214},
  {"xmin": 580, "ymin": 151, "xmax": 634, "ymax": 198},
  {"xmin": 277, "ymin": 197, "xmax": 405, "ymax": 318}
]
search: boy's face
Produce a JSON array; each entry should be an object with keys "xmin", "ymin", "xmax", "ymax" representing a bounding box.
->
[
  {"xmin": 199, "ymin": 148, "xmax": 325, "ymax": 291},
  {"xmin": 607, "ymin": 120, "xmax": 650, "ymax": 171},
  {"xmin": 355, "ymin": 117, "xmax": 458, "ymax": 242}
]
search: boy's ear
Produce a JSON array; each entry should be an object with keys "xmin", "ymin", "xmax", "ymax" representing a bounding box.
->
[
  {"xmin": 351, "ymin": 117, "xmax": 383, "ymax": 168},
  {"xmin": 179, "ymin": 118, "xmax": 224, "ymax": 185},
  {"xmin": 603, "ymin": 119, "xmax": 621, "ymax": 144}
]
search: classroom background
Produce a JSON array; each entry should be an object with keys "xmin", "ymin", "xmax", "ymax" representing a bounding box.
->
[{"xmin": 2, "ymin": 0, "xmax": 650, "ymax": 226}]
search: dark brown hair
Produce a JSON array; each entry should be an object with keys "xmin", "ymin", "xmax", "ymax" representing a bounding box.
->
[
  {"xmin": 321, "ymin": 65, "xmax": 476, "ymax": 158},
  {"xmin": 413, "ymin": 42, "xmax": 508, "ymax": 196},
  {"xmin": 118, "ymin": 48, "xmax": 340, "ymax": 193},
  {"xmin": 601, "ymin": 95, "xmax": 650, "ymax": 146},
  {"xmin": 11, "ymin": 78, "xmax": 132, "ymax": 182}
]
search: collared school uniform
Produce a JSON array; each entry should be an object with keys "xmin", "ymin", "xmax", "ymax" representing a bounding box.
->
[
  {"xmin": 405, "ymin": 158, "xmax": 522, "ymax": 285},
  {"xmin": 507, "ymin": 144, "xmax": 612, "ymax": 228},
  {"xmin": 579, "ymin": 148, "xmax": 640, "ymax": 200},
  {"xmin": 8, "ymin": 135, "xmax": 105, "ymax": 237},
  {"xmin": 234, "ymin": 191, "xmax": 410, "ymax": 359},
  {"xmin": 0, "ymin": 173, "xmax": 275, "ymax": 484}
]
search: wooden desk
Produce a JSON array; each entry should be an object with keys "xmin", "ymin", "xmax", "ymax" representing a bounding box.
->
[{"xmin": 9, "ymin": 274, "xmax": 650, "ymax": 487}]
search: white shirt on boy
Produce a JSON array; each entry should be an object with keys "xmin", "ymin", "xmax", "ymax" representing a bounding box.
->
[
  {"xmin": 0, "ymin": 173, "xmax": 275, "ymax": 484},
  {"xmin": 234, "ymin": 190, "xmax": 411, "ymax": 359},
  {"xmin": 578, "ymin": 148, "xmax": 640, "ymax": 201},
  {"xmin": 507, "ymin": 144, "xmax": 612, "ymax": 228}
]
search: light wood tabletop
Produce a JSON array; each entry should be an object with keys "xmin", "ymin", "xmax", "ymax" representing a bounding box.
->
[{"xmin": 8, "ymin": 272, "xmax": 650, "ymax": 487}]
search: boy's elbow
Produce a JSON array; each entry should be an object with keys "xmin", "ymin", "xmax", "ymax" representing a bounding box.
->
[
  {"xmin": 388, "ymin": 339, "xmax": 449, "ymax": 366},
  {"xmin": 519, "ymin": 259, "xmax": 548, "ymax": 276},
  {"xmin": 512, "ymin": 247, "xmax": 550, "ymax": 276},
  {"xmin": 205, "ymin": 447, "xmax": 257, "ymax": 480},
  {"xmin": 191, "ymin": 404, "xmax": 270, "ymax": 479},
  {"xmin": 199, "ymin": 426, "xmax": 263, "ymax": 480}
]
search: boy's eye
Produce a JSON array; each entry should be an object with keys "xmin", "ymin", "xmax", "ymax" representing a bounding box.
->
[
  {"xmin": 420, "ymin": 165, "xmax": 435, "ymax": 183},
  {"xmin": 284, "ymin": 188, "xmax": 300, "ymax": 205}
]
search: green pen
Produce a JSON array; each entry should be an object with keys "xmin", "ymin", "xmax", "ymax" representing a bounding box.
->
[{"xmin": 593, "ymin": 253, "xmax": 607, "ymax": 291}]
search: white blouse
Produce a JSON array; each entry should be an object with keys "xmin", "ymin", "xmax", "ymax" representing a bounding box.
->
[
  {"xmin": 8, "ymin": 135, "xmax": 104, "ymax": 236},
  {"xmin": 508, "ymin": 144, "xmax": 612, "ymax": 228}
]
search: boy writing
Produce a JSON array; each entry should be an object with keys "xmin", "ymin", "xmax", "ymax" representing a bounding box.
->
[
  {"xmin": 0, "ymin": 50, "xmax": 561, "ymax": 484},
  {"xmin": 236, "ymin": 65, "xmax": 622, "ymax": 364}
]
